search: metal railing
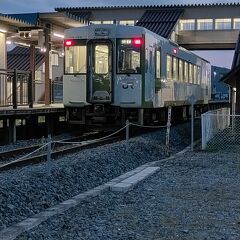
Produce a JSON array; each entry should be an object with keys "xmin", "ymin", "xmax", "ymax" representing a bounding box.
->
[
  {"xmin": 0, "ymin": 69, "xmax": 33, "ymax": 108},
  {"xmin": 0, "ymin": 69, "xmax": 63, "ymax": 108},
  {"xmin": 201, "ymin": 107, "xmax": 240, "ymax": 150}
]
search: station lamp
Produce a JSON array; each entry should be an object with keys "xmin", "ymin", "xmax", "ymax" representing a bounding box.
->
[{"xmin": 0, "ymin": 28, "xmax": 7, "ymax": 33}]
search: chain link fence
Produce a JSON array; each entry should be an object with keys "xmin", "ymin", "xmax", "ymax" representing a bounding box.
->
[{"xmin": 201, "ymin": 108, "xmax": 240, "ymax": 150}]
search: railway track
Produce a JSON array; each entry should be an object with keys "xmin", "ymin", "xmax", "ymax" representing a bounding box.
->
[{"xmin": 0, "ymin": 130, "xmax": 123, "ymax": 172}]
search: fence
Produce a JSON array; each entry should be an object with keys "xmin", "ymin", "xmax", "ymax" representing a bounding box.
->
[
  {"xmin": 201, "ymin": 107, "xmax": 240, "ymax": 150},
  {"xmin": 0, "ymin": 69, "xmax": 32, "ymax": 108},
  {"xmin": 0, "ymin": 69, "xmax": 63, "ymax": 108}
]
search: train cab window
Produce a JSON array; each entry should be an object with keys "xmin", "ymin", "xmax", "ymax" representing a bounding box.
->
[
  {"xmin": 94, "ymin": 45, "xmax": 109, "ymax": 74},
  {"xmin": 179, "ymin": 59, "xmax": 183, "ymax": 81},
  {"xmin": 173, "ymin": 57, "xmax": 178, "ymax": 80},
  {"xmin": 167, "ymin": 55, "xmax": 172, "ymax": 80},
  {"xmin": 184, "ymin": 62, "xmax": 189, "ymax": 82},
  {"xmin": 117, "ymin": 39, "xmax": 141, "ymax": 74},
  {"xmin": 65, "ymin": 44, "xmax": 86, "ymax": 74},
  {"xmin": 156, "ymin": 50, "xmax": 161, "ymax": 78}
]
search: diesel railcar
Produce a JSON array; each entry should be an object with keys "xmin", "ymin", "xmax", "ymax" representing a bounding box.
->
[{"xmin": 63, "ymin": 24, "xmax": 211, "ymax": 124}]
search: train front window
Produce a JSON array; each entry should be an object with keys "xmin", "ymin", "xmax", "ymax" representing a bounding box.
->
[
  {"xmin": 117, "ymin": 39, "xmax": 141, "ymax": 74},
  {"xmin": 65, "ymin": 44, "xmax": 86, "ymax": 74},
  {"xmin": 94, "ymin": 45, "xmax": 109, "ymax": 74}
]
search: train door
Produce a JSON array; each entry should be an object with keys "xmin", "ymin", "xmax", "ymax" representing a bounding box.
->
[{"xmin": 87, "ymin": 40, "xmax": 112, "ymax": 103}]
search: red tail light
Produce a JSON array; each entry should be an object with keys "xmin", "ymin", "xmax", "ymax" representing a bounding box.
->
[
  {"xmin": 133, "ymin": 38, "xmax": 142, "ymax": 46},
  {"xmin": 64, "ymin": 40, "xmax": 74, "ymax": 46}
]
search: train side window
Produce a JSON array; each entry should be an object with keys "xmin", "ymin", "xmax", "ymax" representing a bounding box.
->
[
  {"xmin": 167, "ymin": 55, "xmax": 172, "ymax": 80},
  {"xmin": 193, "ymin": 65, "xmax": 197, "ymax": 84},
  {"xmin": 173, "ymin": 57, "xmax": 178, "ymax": 80},
  {"xmin": 156, "ymin": 50, "xmax": 161, "ymax": 78},
  {"xmin": 189, "ymin": 64, "xmax": 193, "ymax": 83},
  {"xmin": 65, "ymin": 45, "xmax": 86, "ymax": 74},
  {"xmin": 197, "ymin": 66, "xmax": 201, "ymax": 84},
  {"xmin": 184, "ymin": 62, "xmax": 189, "ymax": 82},
  {"xmin": 179, "ymin": 59, "xmax": 183, "ymax": 81}
]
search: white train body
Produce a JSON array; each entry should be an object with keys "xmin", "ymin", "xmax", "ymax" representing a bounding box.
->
[{"xmin": 63, "ymin": 24, "xmax": 211, "ymax": 124}]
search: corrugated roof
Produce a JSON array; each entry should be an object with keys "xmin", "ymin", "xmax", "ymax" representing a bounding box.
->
[
  {"xmin": 0, "ymin": 13, "xmax": 33, "ymax": 27},
  {"xmin": 221, "ymin": 33, "xmax": 240, "ymax": 86},
  {"xmin": 7, "ymin": 46, "xmax": 44, "ymax": 71},
  {"xmin": 55, "ymin": 2, "xmax": 240, "ymax": 11},
  {"xmin": 136, "ymin": 9, "xmax": 183, "ymax": 38},
  {"xmin": 232, "ymin": 33, "xmax": 240, "ymax": 69},
  {"xmin": 6, "ymin": 13, "xmax": 39, "ymax": 26},
  {"xmin": 65, "ymin": 11, "xmax": 91, "ymax": 23}
]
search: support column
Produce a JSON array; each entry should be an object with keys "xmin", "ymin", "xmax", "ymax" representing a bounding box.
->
[
  {"xmin": 0, "ymin": 32, "xmax": 6, "ymax": 104},
  {"xmin": 29, "ymin": 44, "xmax": 35, "ymax": 108},
  {"xmin": 236, "ymin": 81, "xmax": 240, "ymax": 114},
  {"xmin": 138, "ymin": 109, "xmax": 144, "ymax": 125},
  {"xmin": 47, "ymin": 114, "xmax": 53, "ymax": 136},
  {"xmin": 9, "ymin": 118, "xmax": 16, "ymax": 144},
  {"xmin": 44, "ymin": 26, "xmax": 51, "ymax": 105}
]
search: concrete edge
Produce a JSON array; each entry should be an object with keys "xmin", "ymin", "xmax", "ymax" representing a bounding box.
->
[{"xmin": 0, "ymin": 142, "xmax": 195, "ymax": 240}]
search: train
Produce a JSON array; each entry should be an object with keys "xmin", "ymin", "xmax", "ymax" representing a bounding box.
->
[{"xmin": 63, "ymin": 24, "xmax": 211, "ymax": 125}]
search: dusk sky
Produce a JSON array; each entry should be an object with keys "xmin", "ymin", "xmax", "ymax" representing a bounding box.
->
[{"xmin": 1, "ymin": 0, "xmax": 236, "ymax": 68}]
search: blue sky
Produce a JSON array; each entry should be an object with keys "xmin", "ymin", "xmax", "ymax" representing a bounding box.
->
[{"xmin": 1, "ymin": 0, "xmax": 236, "ymax": 68}]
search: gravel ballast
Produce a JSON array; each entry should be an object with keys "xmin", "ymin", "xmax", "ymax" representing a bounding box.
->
[
  {"xmin": 18, "ymin": 149, "xmax": 240, "ymax": 240},
  {"xmin": 0, "ymin": 122, "xmax": 196, "ymax": 231}
]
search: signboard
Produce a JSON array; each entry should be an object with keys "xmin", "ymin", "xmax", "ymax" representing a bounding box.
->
[{"xmin": 95, "ymin": 28, "xmax": 109, "ymax": 36}]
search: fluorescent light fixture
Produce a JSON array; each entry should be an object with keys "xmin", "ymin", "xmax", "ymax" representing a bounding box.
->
[
  {"xmin": 40, "ymin": 47, "xmax": 46, "ymax": 53},
  {"xmin": 6, "ymin": 40, "xmax": 12, "ymax": 45},
  {"xmin": 0, "ymin": 28, "xmax": 7, "ymax": 33},
  {"xmin": 53, "ymin": 32, "xmax": 64, "ymax": 39}
]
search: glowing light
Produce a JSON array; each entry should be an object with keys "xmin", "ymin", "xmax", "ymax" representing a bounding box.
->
[
  {"xmin": 173, "ymin": 48, "xmax": 178, "ymax": 54},
  {"xmin": 64, "ymin": 40, "xmax": 74, "ymax": 46},
  {"xmin": 6, "ymin": 40, "xmax": 12, "ymax": 45},
  {"xmin": 133, "ymin": 38, "xmax": 142, "ymax": 46},
  {"xmin": 53, "ymin": 33, "xmax": 64, "ymax": 39},
  {"xmin": 40, "ymin": 47, "xmax": 46, "ymax": 53},
  {"xmin": 0, "ymin": 28, "xmax": 7, "ymax": 33}
]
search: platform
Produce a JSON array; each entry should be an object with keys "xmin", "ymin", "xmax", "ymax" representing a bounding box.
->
[{"xmin": 0, "ymin": 103, "xmax": 65, "ymax": 116}]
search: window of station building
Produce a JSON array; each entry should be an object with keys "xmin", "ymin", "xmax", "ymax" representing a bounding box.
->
[
  {"xmin": 117, "ymin": 39, "xmax": 141, "ymax": 74},
  {"xmin": 233, "ymin": 18, "xmax": 240, "ymax": 29},
  {"xmin": 0, "ymin": 120, "xmax": 3, "ymax": 128},
  {"xmin": 178, "ymin": 59, "xmax": 183, "ymax": 81},
  {"xmin": 90, "ymin": 21, "xmax": 102, "ymax": 25},
  {"xmin": 94, "ymin": 45, "xmax": 109, "ymax": 74},
  {"xmin": 197, "ymin": 19, "xmax": 213, "ymax": 30},
  {"xmin": 167, "ymin": 55, "xmax": 173, "ymax": 80},
  {"xmin": 172, "ymin": 57, "xmax": 178, "ymax": 80},
  {"xmin": 156, "ymin": 50, "xmax": 161, "ymax": 79},
  {"xmin": 119, "ymin": 20, "xmax": 135, "ymax": 26},
  {"xmin": 38, "ymin": 116, "xmax": 45, "ymax": 124},
  {"xmin": 51, "ymin": 53, "xmax": 59, "ymax": 66},
  {"xmin": 189, "ymin": 64, "xmax": 193, "ymax": 83},
  {"xmin": 215, "ymin": 19, "xmax": 231, "ymax": 30},
  {"xmin": 65, "ymin": 44, "xmax": 87, "ymax": 74},
  {"xmin": 184, "ymin": 62, "xmax": 189, "ymax": 82},
  {"xmin": 179, "ymin": 19, "xmax": 195, "ymax": 31},
  {"xmin": 102, "ymin": 20, "xmax": 113, "ymax": 24}
]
